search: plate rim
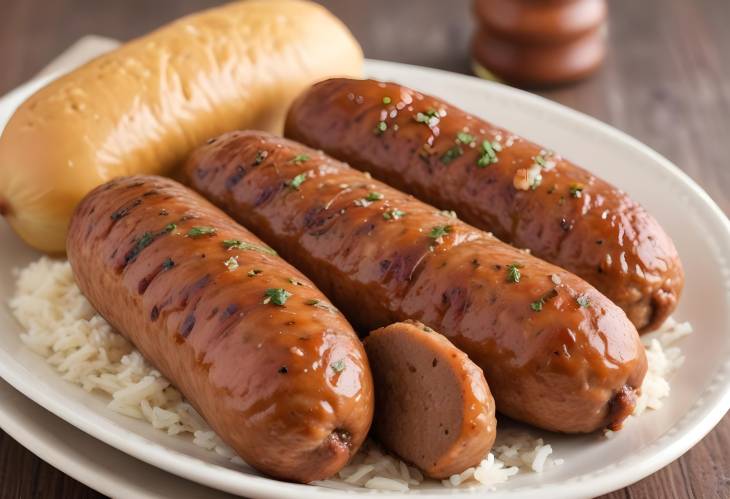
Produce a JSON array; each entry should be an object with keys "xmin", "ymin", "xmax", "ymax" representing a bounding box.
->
[{"xmin": 0, "ymin": 58, "xmax": 728, "ymax": 499}]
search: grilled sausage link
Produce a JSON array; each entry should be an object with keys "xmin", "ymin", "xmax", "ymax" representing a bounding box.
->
[
  {"xmin": 183, "ymin": 131, "xmax": 647, "ymax": 433},
  {"xmin": 284, "ymin": 78, "xmax": 684, "ymax": 332},
  {"xmin": 66, "ymin": 175, "xmax": 373, "ymax": 483}
]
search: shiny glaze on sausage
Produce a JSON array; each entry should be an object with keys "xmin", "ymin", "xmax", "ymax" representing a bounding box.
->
[
  {"xmin": 66, "ymin": 175, "xmax": 373, "ymax": 483},
  {"xmin": 284, "ymin": 78, "xmax": 684, "ymax": 332},
  {"xmin": 183, "ymin": 131, "xmax": 647, "ymax": 433}
]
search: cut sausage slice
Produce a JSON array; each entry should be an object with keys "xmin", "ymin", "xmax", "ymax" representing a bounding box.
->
[{"xmin": 364, "ymin": 321, "xmax": 496, "ymax": 479}]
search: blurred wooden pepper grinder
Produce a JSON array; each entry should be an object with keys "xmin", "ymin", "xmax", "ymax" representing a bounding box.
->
[{"xmin": 471, "ymin": 0, "xmax": 608, "ymax": 87}]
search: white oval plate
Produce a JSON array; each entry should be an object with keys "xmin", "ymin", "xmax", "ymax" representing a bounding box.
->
[{"xmin": 1, "ymin": 57, "xmax": 729, "ymax": 499}]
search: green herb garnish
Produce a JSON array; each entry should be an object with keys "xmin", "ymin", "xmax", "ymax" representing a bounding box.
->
[
  {"xmin": 415, "ymin": 108, "xmax": 440, "ymax": 125},
  {"xmin": 382, "ymin": 96, "xmax": 392, "ymax": 105},
  {"xmin": 530, "ymin": 172, "xmax": 543, "ymax": 190},
  {"xmin": 287, "ymin": 172, "xmax": 308, "ymax": 190},
  {"xmin": 254, "ymin": 150, "xmax": 268, "ymax": 165},
  {"xmin": 576, "ymin": 295, "xmax": 591, "ymax": 308},
  {"xmin": 530, "ymin": 289, "xmax": 559, "ymax": 312},
  {"xmin": 428, "ymin": 225, "xmax": 452, "ymax": 244},
  {"xmin": 222, "ymin": 239, "xmax": 277, "ymax": 255},
  {"xmin": 290, "ymin": 154, "xmax": 309, "ymax": 164},
  {"xmin": 477, "ymin": 140, "xmax": 501, "ymax": 167},
  {"xmin": 533, "ymin": 154, "xmax": 547, "ymax": 168},
  {"xmin": 187, "ymin": 226, "xmax": 217, "ymax": 238},
  {"xmin": 365, "ymin": 192, "xmax": 384, "ymax": 202},
  {"xmin": 383, "ymin": 209, "xmax": 406, "ymax": 220},
  {"xmin": 263, "ymin": 288, "xmax": 291, "ymax": 306},
  {"xmin": 162, "ymin": 258, "xmax": 175, "ymax": 270},
  {"xmin": 456, "ymin": 132, "xmax": 475, "ymax": 144},
  {"xmin": 306, "ymin": 299, "xmax": 338, "ymax": 313},
  {"xmin": 330, "ymin": 360, "xmax": 346, "ymax": 373},
  {"xmin": 506, "ymin": 263, "xmax": 522, "ymax": 283},
  {"xmin": 569, "ymin": 183, "xmax": 584, "ymax": 198},
  {"xmin": 374, "ymin": 121, "xmax": 388, "ymax": 136},
  {"xmin": 164, "ymin": 223, "xmax": 177, "ymax": 232},
  {"xmin": 136, "ymin": 232, "xmax": 153, "ymax": 250},
  {"xmin": 224, "ymin": 256, "xmax": 239, "ymax": 272},
  {"xmin": 440, "ymin": 146, "xmax": 463, "ymax": 165}
]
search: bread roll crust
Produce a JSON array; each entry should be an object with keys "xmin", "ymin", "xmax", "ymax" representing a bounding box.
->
[{"xmin": 0, "ymin": 0, "xmax": 363, "ymax": 253}]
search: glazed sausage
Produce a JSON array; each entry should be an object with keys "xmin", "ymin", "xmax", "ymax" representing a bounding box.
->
[
  {"xmin": 66, "ymin": 175, "xmax": 373, "ymax": 483},
  {"xmin": 283, "ymin": 78, "xmax": 684, "ymax": 332},
  {"xmin": 182, "ymin": 131, "xmax": 647, "ymax": 433},
  {"xmin": 364, "ymin": 321, "xmax": 496, "ymax": 478}
]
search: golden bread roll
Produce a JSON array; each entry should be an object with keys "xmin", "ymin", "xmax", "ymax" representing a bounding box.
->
[{"xmin": 0, "ymin": 0, "xmax": 362, "ymax": 253}]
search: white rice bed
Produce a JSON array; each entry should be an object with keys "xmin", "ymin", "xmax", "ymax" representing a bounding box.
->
[{"xmin": 8, "ymin": 257, "xmax": 692, "ymax": 491}]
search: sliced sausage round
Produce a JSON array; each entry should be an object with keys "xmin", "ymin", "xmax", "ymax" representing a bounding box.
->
[{"xmin": 364, "ymin": 320, "xmax": 496, "ymax": 478}]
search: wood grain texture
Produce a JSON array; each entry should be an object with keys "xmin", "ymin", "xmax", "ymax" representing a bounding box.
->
[{"xmin": 1, "ymin": 0, "xmax": 728, "ymax": 498}]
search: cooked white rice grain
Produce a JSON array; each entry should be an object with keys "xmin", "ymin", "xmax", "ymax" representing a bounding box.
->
[{"xmin": 9, "ymin": 257, "xmax": 691, "ymax": 492}]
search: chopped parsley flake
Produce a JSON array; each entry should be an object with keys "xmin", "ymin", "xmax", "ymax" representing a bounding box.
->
[
  {"xmin": 506, "ymin": 263, "xmax": 522, "ymax": 283},
  {"xmin": 533, "ymin": 155, "xmax": 547, "ymax": 168},
  {"xmin": 577, "ymin": 295, "xmax": 591, "ymax": 308},
  {"xmin": 530, "ymin": 172, "xmax": 543, "ymax": 190},
  {"xmin": 330, "ymin": 360, "xmax": 346, "ymax": 373},
  {"xmin": 477, "ymin": 140, "xmax": 501, "ymax": 167},
  {"xmin": 162, "ymin": 258, "xmax": 175, "ymax": 270},
  {"xmin": 569, "ymin": 183, "xmax": 584, "ymax": 198},
  {"xmin": 306, "ymin": 298, "xmax": 338, "ymax": 313},
  {"xmin": 383, "ymin": 209, "xmax": 406, "ymax": 220},
  {"xmin": 224, "ymin": 256, "xmax": 239, "ymax": 271},
  {"xmin": 353, "ymin": 198, "xmax": 372, "ymax": 207},
  {"xmin": 456, "ymin": 132, "xmax": 475, "ymax": 144},
  {"xmin": 187, "ymin": 226, "xmax": 217, "ymax": 238},
  {"xmin": 254, "ymin": 150, "xmax": 268, "ymax": 165},
  {"xmin": 428, "ymin": 225, "xmax": 452, "ymax": 244},
  {"xmin": 440, "ymin": 146, "xmax": 463, "ymax": 165},
  {"xmin": 222, "ymin": 239, "xmax": 277, "ymax": 255},
  {"xmin": 164, "ymin": 223, "xmax": 177, "ymax": 232},
  {"xmin": 287, "ymin": 172, "xmax": 308, "ymax": 190},
  {"xmin": 263, "ymin": 288, "xmax": 291, "ymax": 306},
  {"xmin": 531, "ymin": 289, "xmax": 559, "ymax": 312},
  {"xmin": 365, "ymin": 191, "xmax": 384, "ymax": 202},
  {"xmin": 290, "ymin": 154, "xmax": 309, "ymax": 164},
  {"xmin": 374, "ymin": 120, "xmax": 388, "ymax": 135},
  {"xmin": 136, "ymin": 232, "xmax": 153, "ymax": 250},
  {"xmin": 415, "ymin": 108, "xmax": 441, "ymax": 125},
  {"xmin": 247, "ymin": 269, "xmax": 262, "ymax": 277},
  {"xmin": 382, "ymin": 96, "xmax": 392, "ymax": 105}
]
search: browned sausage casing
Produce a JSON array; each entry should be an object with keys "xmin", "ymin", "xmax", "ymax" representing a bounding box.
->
[
  {"xmin": 183, "ymin": 131, "xmax": 647, "ymax": 433},
  {"xmin": 66, "ymin": 175, "xmax": 373, "ymax": 483},
  {"xmin": 284, "ymin": 78, "xmax": 684, "ymax": 332}
]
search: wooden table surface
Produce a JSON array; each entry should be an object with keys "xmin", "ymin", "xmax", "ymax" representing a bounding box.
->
[{"xmin": 1, "ymin": 0, "xmax": 728, "ymax": 497}]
